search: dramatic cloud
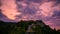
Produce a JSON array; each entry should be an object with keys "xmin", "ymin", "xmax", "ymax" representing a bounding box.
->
[
  {"xmin": 1, "ymin": 0, "xmax": 21, "ymax": 20},
  {"xmin": 0, "ymin": 0, "xmax": 60, "ymax": 29}
]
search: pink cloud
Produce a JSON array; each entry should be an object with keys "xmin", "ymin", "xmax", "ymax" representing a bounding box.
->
[
  {"xmin": 1, "ymin": 0, "xmax": 60, "ymax": 29},
  {"xmin": 1, "ymin": 0, "xmax": 21, "ymax": 20}
]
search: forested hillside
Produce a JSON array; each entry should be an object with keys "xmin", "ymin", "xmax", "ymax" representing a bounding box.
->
[{"xmin": 0, "ymin": 20, "xmax": 60, "ymax": 34}]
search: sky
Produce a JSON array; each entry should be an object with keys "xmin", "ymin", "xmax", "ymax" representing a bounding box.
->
[{"xmin": 0, "ymin": 0, "xmax": 60, "ymax": 29}]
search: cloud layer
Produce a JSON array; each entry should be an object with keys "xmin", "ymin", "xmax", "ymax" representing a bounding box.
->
[{"xmin": 0, "ymin": 0, "xmax": 60, "ymax": 29}]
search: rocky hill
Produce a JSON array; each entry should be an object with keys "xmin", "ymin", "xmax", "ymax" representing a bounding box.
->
[{"xmin": 0, "ymin": 20, "xmax": 60, "ymax": 34}]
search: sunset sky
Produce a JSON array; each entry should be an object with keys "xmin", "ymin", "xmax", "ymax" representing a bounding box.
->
[{"xmin": 0, "ymin": 0, "xmax": 60, "ymax": 29}]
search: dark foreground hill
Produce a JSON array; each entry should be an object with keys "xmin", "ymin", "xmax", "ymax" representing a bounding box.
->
[{"xmin": 0, "ymin": 20, "xmax": 60, "ymax": 34}]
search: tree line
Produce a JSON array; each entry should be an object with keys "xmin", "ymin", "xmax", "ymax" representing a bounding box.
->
[{"xmin": 0, "ymin": 20, "xmax": 60, "ymax": 34}]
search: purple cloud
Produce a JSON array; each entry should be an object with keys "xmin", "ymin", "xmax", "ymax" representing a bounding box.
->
[{"xmin": 0, "ymin": 0, "xmax": 60, "ymax": 29}]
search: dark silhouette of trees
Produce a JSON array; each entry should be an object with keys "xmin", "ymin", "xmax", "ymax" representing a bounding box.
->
[{"xmin": 0, "ymin": 20, "xmax": 60, "ymax": 34}]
